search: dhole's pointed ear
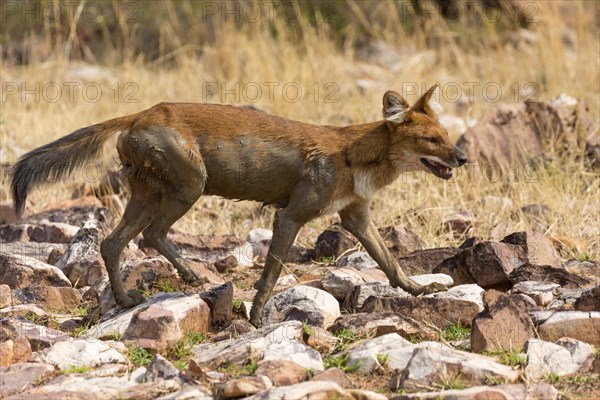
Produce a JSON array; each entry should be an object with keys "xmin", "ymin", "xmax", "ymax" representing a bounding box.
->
[
  {"xmin": 412, "ymin": 83, "xmax": 443, "ymax": 118},
  {"xmin": 382, "ymin": 91, "xmax": 412, "ymax": 128}
]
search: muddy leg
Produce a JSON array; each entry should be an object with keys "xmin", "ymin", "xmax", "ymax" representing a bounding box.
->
[
  {"xmin": 250, "ymin": 210, "xmax": 301, "ymax": 327},
  {"xmin": 143, "ymin": 194, "xmax": 203, "ymax": 285},
  {"xmin": 100, "ymin": 180, "xmax": 157, "ymax": 307},
  {"xmin": 340, "ymin": 203, "xmax": 446, "ymax": 295}
]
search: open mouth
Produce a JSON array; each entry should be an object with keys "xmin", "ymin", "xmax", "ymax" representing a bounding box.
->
[{"xmin": 420, "ymin": 158, "xmax": 453, "ymax": 179}]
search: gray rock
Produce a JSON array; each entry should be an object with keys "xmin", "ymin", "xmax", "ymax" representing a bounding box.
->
[
  {"xmin": 394, "ymin": 346, "xmax": 520, "ymax": 391},
  {"xmin": 409, "ymin": 273, "xmax": 453, "ymax": 287},
  {"xmin": 0, "ymin": 362, "xmax": 55, "ymax": 397},
  {"xmin": 322, "ymin": 268, "xmax": 389, "ymax": 301},
  {"xmin": 189, "ymin": 321, "xmax": 303, "ymax": 370},
  {"xmin": 344, "ymin": 282, "xmax": 411, "ymax": 311},
  {"xmin": 41, "ymin": 339, "xmax": 127, "ymax": 370},
  {"xmin": 510, "ymin": 281, "xmax": 559, "ymax": 307},
  {"xmin": 86, "ymin": 292, "xmax": 210, "ymax": 341},
  {"xmin": 535, "ymin": 311, "xmax": 600, "ymax": 345},
  {"xmin": 334, "ymin": 333, "xmax": 412, "ymax": 374},
  {"xmin": 144, "ymin": 354, "xmax": 182, "ymax": 382},
  {"xmin": 55, "ymin": 219, "xmax": 107, "ymax": 288},
  {"xmin": 263, "ymin": 340, "xmax": 324, "ymax": 371},
  {"xmin": 338, "ymin": 251, "xmax": 378, "ymax": 269},
  {"xmin": 0, "ymin": 252, "xmax": 71, "ymax": 288},
  {"xmin": 262, "ymin": 285, "xmax": 340, "ymax": 328},
  {"xmin": 424, "ymin": 284, "xmax": 485, "ymax": 312},
  {"xmin": 524, "ymin": 338, "xmax": 595, "ymax": 379},
  {"xmin": 0, "ymin": 317, "xmax": 69, "ymax": 351}
]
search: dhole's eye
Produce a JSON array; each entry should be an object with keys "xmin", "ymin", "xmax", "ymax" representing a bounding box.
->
[{"xmin": 426, "ymin": 137, "xmax": 439, "ymax": 144}]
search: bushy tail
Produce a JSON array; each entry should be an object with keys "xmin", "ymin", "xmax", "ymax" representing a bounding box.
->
[{"xmin": 10, "ymin": 115, "xmax": 136, "ymax": 218}]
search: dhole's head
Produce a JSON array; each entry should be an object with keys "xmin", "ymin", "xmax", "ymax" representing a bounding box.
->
[{"xmin": 382, "ymin": 84, "xmax": 467, "ymax": 179}]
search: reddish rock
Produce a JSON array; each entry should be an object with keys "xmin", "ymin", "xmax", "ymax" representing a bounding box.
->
[
  {"xmin": 502, "ymin": 231, "xmax": 562, "ymax": 268},
  {"xmin": 508, "ymin": 264, "xmax": 592, "ymax": 288},
  {"xmin": 311, "ymin": 367, "xmax": 353, "ymax": 388},
  {"xmin": 0, "ymin": 362, "xmax": 55, "ymax": 398},
  {"xmin": 138, "ymin": 230, "xmax": 240, "ymax": 261},
  {"xmin": 471, "ymin": 290, "xmax": 536, "ymax": 352},
  {"xmin": 443, "ymin": 211, "xmax": 476, "ymax": 235},
  {"xmin": 378, "ymin": 225, "xmax": 424, "ymax": 257},
  {"xmin": 255, "ymin": 359, "xmax": 308, "ymax": 386},
  {"xmin": 16, "ymin": 285, "xmax": 82, "ymax": 312},
  {"xmin": 329, "ymin": 312, "xmax": 437, "ymax": 341},
  {"xmin": 214, "ymin": 375, "xmax": 272, "ymax": 399},
  {"xmin": 200, "ymin": 282, "xmax": 233, "ymax": 328},
  {"xmin": 0, "ymin": 284, "xmax": 11, "ymax": 308},
  {"xmin": 398, "ymin": 247, "xmax": 459, "ymax": 275},
  {"xmin": 536, "ymin": 311, "xmax": 600, "ymax": 346},
  {"xmin": 0, "ymin": 202, "xmax": 17, "ymax": 225},
  {"xmin": 0, "ymin": 338, "xmax": 31, "ymax": 367},
  {"xmin": 27, "ymin": 222, "xmax": 80, "ymax": 244},
  {"xmin": 304, "ymin": 326, "xmax": 338, "ymax": 353},
  {"xmin": 359, "ymin": 296, "xmax": 480, "ymax": 329},
  {"xmin": 434, "ymin": 241, "xmax": 525, "ymax": 287},
  {"xmin": 0, "ymin": 253, "xmax": 71, "ymax": 288},
  {"xmin": 313, "ymin": 227, "xmax": 357, "ymax": 260},
  {"xmin": 214, "ymin": 255, "xmax": 237, "ymax": 273}
]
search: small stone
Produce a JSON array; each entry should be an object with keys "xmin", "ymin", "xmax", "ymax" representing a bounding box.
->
[
  {"xmin": 304, "ymin": 325, "xmax": 338, "ymax": 353},
  {"xmin": 144, "ymin": 354, "xmax": 181, "ymax": 382},
  {"xmin": 262, "ymin": 340, "xmax": 324, "ymax": 371},
  {"xmin": 214, "ymin": 255, "xmax": 237, "ymax": 273},
  {"xmin": 243, "ymin": 380, "xmax": 352, "ymax": 400},
  {"xmin": 247, "ymin": 228, "xmax": 272, "ymax": 259},
  {"xmin": 574, "ymin": 285, "xmax": 600, "ymax": 311},
  {"xmin": 54, "ymin": 219, "xmax": 107, "ymax": 288},
  {"xmin": 322, "ymin": 268, "xmax": 388, "ymax": 301},
  {"xmin": 510, "ymin": 281, "xmax": 559, "ymax": 307},
  {"xmin": 329, "ymin": 312, "xmax": 436, "ymax": 341},
  {"xmin": 334, "ymin": 333, "xmax": 412, "ymax": 374},
  {"xmin": 424, "ymin": 284, "xmax": 485, "ymax": 312},
  {"xmin": 409, "ymin": 273, "xmax": 453, "ymax": 287},
  {"xmin": 393, "ymin": 346, "xmax": 520, "ymax": 391},
  {"xmin": 311, "ymin": 367, "xmax": 353, "ymax": 388},
  {"xmin": 509, "ymin": 264, "xmax": 591, "ymax": 288},
  {"xmin": 15, "ymin": 284, "xmax": 82, "ymax": 312},
  {"xmin": 360, "ymin": 296, "xmax": 480, "ymax": 329},
  {"xmin": 200, "ymin": 282, "xmax": 233, "ymax": 328},
  {"xmin": 263, "ymin": 285, "xmax": 340, "ymax": 329},
  {"xmin": 255, "ymin": 359, "xmax": 308, "ymax": 386},
  {"xmin": 314, "ymin": 227, "xmax": 357, "ymax": 260},
  {"xmin": 378, "ymin": 225, "xmax": 424, "ymax": 257},
  {"xmin": 0, "ymin": 283, "xmax": 12, "ymax": 308},
  {"xmin": 215, "ymin": 375, "xmax": 272, "ymax": 399},
  {"xmin": 434, "ymin": 241, "xmax": 525, "ymax": 287},
  {"xmin": 344, "ymin": 282, "xmax": 411, "ymax": 311},
  {"xmin": 398, "ymin": 247, "xmax": 459, "ymax": 275},
  {"xmin": 338, "ymin": 251, "xmax": 378, "ymax": 269}
]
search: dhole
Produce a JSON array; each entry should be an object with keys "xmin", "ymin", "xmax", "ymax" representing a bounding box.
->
[{"xmin": 11, "ymin": 84, "xmax": 467, "ymax": 326}]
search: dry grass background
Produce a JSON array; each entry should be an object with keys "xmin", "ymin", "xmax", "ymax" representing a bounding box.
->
[{"xmin": 1, "ymin": 0, "xmax": 598, "ymax": 260}]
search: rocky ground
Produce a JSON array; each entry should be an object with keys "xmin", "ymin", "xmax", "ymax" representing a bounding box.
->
[{"xmin": 0, "ymin": 189, "xmax": 599, "ymax": 400}]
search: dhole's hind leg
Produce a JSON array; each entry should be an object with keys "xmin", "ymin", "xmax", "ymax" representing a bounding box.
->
[
  {"xmin": 100, "ymin": 179, "xmax": 157, "ymax": 307},
  {"xmin": 142, "ymin": 192, "xmax": 204, "ymax": 285}
]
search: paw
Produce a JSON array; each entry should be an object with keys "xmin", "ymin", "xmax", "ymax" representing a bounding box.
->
[
  {"xmin": 116, "ymin": 290, "xmax": 146, "ymax": 308},
  {"xmin": 417, "ymin": 282, "xmax": 448, "ymax": 295},
  {"xmin": 179, "ymin": 267, "xmax": 204, "ymax": 286}
]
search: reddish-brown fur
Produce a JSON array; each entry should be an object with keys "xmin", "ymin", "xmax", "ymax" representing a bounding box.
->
[{"xmin": 11, "ymin": 84, "xmax": 467, "ymax": 326}]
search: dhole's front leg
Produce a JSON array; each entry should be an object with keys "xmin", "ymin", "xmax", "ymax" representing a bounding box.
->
[
  {"xmin": 250, "ymin": 211, "xmax": 302, "ymax": 327},
  {"xmin": 339, "ymin": 203, "xmax": 447, "ymax": 295}
]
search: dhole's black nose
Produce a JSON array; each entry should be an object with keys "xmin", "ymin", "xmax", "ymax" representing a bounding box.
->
[{"xmin": 456, "ymin": 148, "xmax": 468, "ymax": 166}]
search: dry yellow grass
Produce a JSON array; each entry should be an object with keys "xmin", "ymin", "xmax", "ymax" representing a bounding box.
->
[{"xmin": 1, "ymin": 1, "xmax": 598, "ymax": 260}]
